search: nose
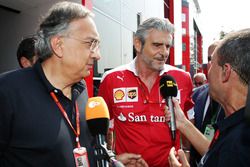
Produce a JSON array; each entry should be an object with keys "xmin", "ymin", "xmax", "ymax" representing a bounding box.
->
[
  {"xmin": 90, "ymin": 50, "xmax": 101, "ymax": 61},
  {"xmin": 160, "ymin": 45, "xmax": 170, "ymax": 57}
]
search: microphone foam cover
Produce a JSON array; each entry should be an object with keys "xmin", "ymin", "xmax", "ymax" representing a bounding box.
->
[
  {"xmin": 86, "ymin": 97, "xmax": 110, "ymax": 136},
  {"xmin": 86, "ymin": 96, "xmax": 110, "ymax": 120},
  {"xmin": 159, "ymin": 75, "xmax": 178, "ymax": 99}
]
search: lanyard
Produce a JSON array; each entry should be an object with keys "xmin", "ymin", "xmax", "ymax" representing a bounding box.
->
[
  {"xmin": 135, "ymin": 77, "xmax": 150, "ymax": 103},
  {"xmin": 209, "ymin": 129, "xmax": 220, "ymax": 149},
  {"xmin": 50, "ymin": 92, "xmax": 81, "ymax": 148},
  {"xmin": 135, "ymin": 77, "xmax": 164, "ymax": 104},
  {"xmin": 210, "ymin": 100, "xmax": 222, "ymax": 125}
]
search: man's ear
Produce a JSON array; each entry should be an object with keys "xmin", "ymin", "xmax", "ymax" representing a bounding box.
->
[
  {"xmin": 20, "ymin": 57, "xmax": 32, "ymax": 68},
  {"xmin": 222, "ymin": 63, "xmax": 231, "ymax": 83},
  {"xmin": 134, "ymin": 37, "xmax": 142, "ymax": 53},
  {"xmin": 50, "ymin": 36, "xmax": 63, "ymax": 58}
]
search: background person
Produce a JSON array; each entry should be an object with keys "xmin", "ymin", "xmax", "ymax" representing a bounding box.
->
[
  {"xmin": 193, "ymin": 73, "xmax": 207, "ymax": 88},
  {"xmin": 16, "ymin": 36, "xmax": 38, "ymax": 68},
  {"xmin": 192, "ymin": 41, "xmax": 220, "ymax": 103}
]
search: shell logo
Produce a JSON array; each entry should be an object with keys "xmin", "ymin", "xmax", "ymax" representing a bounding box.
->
[{"xmin": 114, "ymin": 89, "xmax": 125, "ymax": 100}]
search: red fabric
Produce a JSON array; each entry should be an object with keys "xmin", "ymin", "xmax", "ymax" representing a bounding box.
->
[
  {"xmin": 82, "ymin": 0, "xmax": 93, "ymax": 97},
  {"xmin": 98, "ymin": 61, "xmax": 194, "ymax": 167}
]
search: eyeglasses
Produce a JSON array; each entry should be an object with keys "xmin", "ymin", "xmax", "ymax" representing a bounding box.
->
[{"xmin": 62, "ymin": 35, "xmax": 100, "ymax": 53}]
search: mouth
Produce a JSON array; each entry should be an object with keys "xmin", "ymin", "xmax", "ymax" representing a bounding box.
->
[
  {"xmin": 154, "ymin": 58, "xmax": 166, "ymax": 63},
  {"xmin": 154, "ymin": 55, "xmax": 166, "ymax": 62},
  {"xmin": 86, "ymin": 64, "xmax": 93, "ymax": 70}
]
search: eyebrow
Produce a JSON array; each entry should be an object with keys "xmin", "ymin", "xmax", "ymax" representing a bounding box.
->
[
  {"xmin": 152, "ymin": 42, "xmax": 171, "ymax": 47},
  {"xmin": 85, "ymin": 36, "xmax": 100, "ymax": 41}
]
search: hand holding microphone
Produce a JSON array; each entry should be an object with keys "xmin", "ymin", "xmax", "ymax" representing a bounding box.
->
[
  {"xmin": 165, "ymin": 98, "xmax": 188, "ymax": 131},
  {"xmin": 160, "ymin": 75, "xmax": 178, "ymax": 140},
  {"xmin": 161, "ymin": 82, "xmax": 190, "ymax": 137}
]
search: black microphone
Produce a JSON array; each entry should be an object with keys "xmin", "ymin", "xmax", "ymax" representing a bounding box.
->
[
  {"xmin": 159, "ymin": 75, "xmax": 178, "ymax": 140},
  {"xmin": 86, "ymin": 97, "xmax": 110, "ymax": 167}
]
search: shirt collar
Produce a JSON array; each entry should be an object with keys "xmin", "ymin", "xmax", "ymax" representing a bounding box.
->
[
  {"xmin": 126, "ymin": 57, "xmax": 174, "ymax": 76},
  {"xmin": 216, "ymin": 107, "xmax": 245, "ymax": 132},
  {"xmin": 33, "ymin": 60, "xmax": 85, "ymax": 98}
]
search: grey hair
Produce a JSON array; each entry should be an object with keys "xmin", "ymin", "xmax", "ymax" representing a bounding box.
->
[
  {"xmin": 134, "ymin": 17, "xmax": 174, "ymax": 48},
  {"xmin": 193, "ymin": 72, "xmax": 207, "ymax": 81},
  {"xmin": 216, "ymin": 28, "xmax": 250, "ymax": 85},
  {"xmin": 36, "ymin": 1, "xmax": 93, "ymax": 60}
]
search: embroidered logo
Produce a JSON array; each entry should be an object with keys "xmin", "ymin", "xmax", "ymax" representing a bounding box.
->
[
  {"xmin": 127, "ymin": 89, "xmax": 137, "ymax": 99},
  {"xmin": 116, "ymin": 76, "xmax": 124, "ymax": 81},
  {"xmin": 113, "ymin": 87, "xmax": 138, "ymax": 103},
  {"xmin": 113, "ymin": 88, "xmax": 126, "ymax": 103},
  {"xmin": 114, "ymin": 89, "xmax": 125, "ymax": 100},
  {"xmin": 118, "ymin": 113, "xmax": 127, "ymax": 122},
  {"xmin": 126, "ymin": 87, "xmax": 138, "ymax": 102},
  {"xmin": 116, "ymin": 112, "xmax": 167, "ymax": 122}
]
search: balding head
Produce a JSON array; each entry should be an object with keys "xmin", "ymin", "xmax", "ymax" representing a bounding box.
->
[{"xmin": 193, "ymin": 72, "xmax": 207, "ymax": 87}]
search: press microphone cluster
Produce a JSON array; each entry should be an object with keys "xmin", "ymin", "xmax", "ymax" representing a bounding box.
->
[
  {"xmin": 159, "ymin": 75, "xmax": 178, "ymax": 140},
  {"xmin": 86, "ymin": 97, "xmax": 125, "ymax": 167},
  {"xmin": 86, "ymin": 96, "xmax": 110, "ymax": 167}
]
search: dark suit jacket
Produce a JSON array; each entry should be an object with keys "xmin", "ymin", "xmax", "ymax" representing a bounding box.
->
[
  {"xmin": 194, "ymin": 86, "xmax": 209, "ymax": 131},
  {"xmin": 192, "ymin": 84, "xmax": 208, "ymax": 104}
]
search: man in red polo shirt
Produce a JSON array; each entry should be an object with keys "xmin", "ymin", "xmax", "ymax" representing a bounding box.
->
[{"xmin": 98, "ymin": 17, "xmax": 194, "ymax": 167}]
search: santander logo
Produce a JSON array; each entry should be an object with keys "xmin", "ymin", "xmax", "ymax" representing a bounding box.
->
[{"xmin": 117, "ymin": 112, "xmax": 166, "ymax": 123}]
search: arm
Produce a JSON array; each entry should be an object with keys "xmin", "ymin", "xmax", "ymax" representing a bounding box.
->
[
  {"xmin": 180, "ymin": 73, "xmax": 195, "ymax": 160},
  {"xmin": 178, "ymin": 116, "xmax": 210, "ymax": 156},
  {"xmin": 167, "ymin": 98, "xmax": 210, "ymax": 156}
]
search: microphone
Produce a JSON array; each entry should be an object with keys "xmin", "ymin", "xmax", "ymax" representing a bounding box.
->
[
  {"xmin": 86, "ymin": 96, "xmax": 110, "ymax": 167},
  {"xmin": 159, "ymin": 75, "xmax": 178, "ymax": 140}
]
